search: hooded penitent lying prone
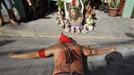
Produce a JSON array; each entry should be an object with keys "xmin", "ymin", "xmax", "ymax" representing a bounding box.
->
[{"xmin": 10, "ymin": 32, "xmax": 116, "ymax": 75}]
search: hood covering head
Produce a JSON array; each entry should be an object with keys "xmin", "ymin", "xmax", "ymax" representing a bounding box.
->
[{"xmin": 59, "ymin": 32, "xmax": 73, "ymax": 43}]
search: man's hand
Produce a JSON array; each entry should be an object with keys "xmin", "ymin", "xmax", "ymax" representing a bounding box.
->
[
  {"xmin": 107, "ymin": 47, "xmax": 116, "ymax": 53},
  {"xmin": 9, "ymin": 52, "xmax": 17, "ymax": 58}
]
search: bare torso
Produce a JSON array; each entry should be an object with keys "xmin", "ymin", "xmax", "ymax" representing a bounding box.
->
[
  {"xmin": 52, "ymin": 43, "xmax": 84, "ymax": 75},
  {"xmin": 9, "ymin": 39, "xmax": 116, "ymax": 75}
]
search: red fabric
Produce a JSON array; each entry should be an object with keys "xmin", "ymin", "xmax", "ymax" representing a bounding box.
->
[
  {"xmin": 38, "ymin": 49, "xmax": 46, "ymax": 58},
  {"xmin": 59, "ymin": 32, "xmax": 72, "ymax": 43},
  {"xmin": 72, "ymin": 0, "xmax": 76, "ymax": 6}
]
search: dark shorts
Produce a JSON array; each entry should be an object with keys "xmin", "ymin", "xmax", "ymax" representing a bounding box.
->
[
  {"xmin": 0, "ymin": 0, "xmax": 13, "ymax": 9},
  {"xmin": 55, "ymin": 72, "xmax": 81, "ymax": 75}
]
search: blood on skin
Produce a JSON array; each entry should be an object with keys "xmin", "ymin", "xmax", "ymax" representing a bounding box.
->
[
  {"xmin": 56, "ymin": 48, "xmax": 82, "ymax": 65},
  {"xmin": 56, "ymin": 50, "xmax": 66, "ymax": 64}
]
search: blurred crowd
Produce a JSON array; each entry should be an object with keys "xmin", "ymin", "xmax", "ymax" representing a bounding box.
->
[{"xmin": 0, "ymin": 0, "xmax": 50, "ymax": 26}]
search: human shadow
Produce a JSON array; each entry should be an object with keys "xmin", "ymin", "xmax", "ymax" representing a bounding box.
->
[
  {"xmin": 125, "ymin": 33, "xmax": 134, "ymax": 38},
  {"xmin": 98, "ymin": 39, "xmax": 134, "ymax": 47},
  {"xmin": 20, "ymin": 0, "xmax": 56, "ymax": 23},
  {"xmin": 0, "ymin": 40, "xmax": 16, "ymax": 47},
  {"xmin": 0, "ymin": 48, "xmax": 39, "ymax": 56},
  {"xmin": 82, "ymin": 55, "xmax": 93, "ymax": 75},
  {"xmin": 92, "ymin": 51, "xmax": 134, "ymax": 75}
]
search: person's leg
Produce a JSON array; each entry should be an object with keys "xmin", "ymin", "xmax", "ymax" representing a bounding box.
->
[
  {"xmin": 4, "ymin": 0, "xmax": 18, "ymax": 25},
  {"xmin": 7, "ymin": 9, "xmax": 18, "ymax": 25},
  {"xmin": 0, "ymin": 0, "xmax": 4, "ymax": 26},
  {"xmin": 0, "ymin": 10, "xmax": 4, "ymax": 26}
]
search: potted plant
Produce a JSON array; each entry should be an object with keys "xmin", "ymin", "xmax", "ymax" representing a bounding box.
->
[{"xmin": 107, "ymin": 0, "xmax": 120, "ymax": 16}]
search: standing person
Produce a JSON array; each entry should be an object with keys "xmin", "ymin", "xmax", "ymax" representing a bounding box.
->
[
  {"xmin": 9, "ymin": 32, "xmax": 116, "ymax": 75},
  {"xmin": 0, "ymin": 0, "xmax": 18, "ymax": 26}
]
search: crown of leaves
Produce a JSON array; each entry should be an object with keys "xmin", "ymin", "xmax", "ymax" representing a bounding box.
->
[{"xmin": 69, "ymin": 6, "xmax": 79, "ymax": 10}]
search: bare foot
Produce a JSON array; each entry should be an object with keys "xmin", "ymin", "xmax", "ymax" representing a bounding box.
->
[{"xmin": 10, "ymin": 19, "xmax": 18, "ymax": 25}]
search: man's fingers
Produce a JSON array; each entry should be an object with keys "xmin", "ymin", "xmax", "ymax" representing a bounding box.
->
[
  {"xmin": 9, "ymin": 52, "xmax": 16, "ymax": 58},
  {"xmin": 109, "ymin": 47, "xmax": 116, "ymax": 52}
]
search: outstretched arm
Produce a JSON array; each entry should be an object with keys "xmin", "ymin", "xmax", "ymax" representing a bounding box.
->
[
  {"xmin": 9, "ymin": 45, "xmax": 56, "ymax": 59},
  {"xmin": 9, "ymin": 51, "xmax": 39, "ymax": 59},
  {"xmin": 81, "ymin": 45, "xmax": 116, "ymax": 56}
]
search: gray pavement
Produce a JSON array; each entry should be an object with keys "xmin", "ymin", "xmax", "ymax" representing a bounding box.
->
[
  {"xmin": 0, "ymin": 10, "xmax": 134, "ymax": 75},
  {"xmin": 0, "ymin": 10, "xmax": 134, "ymax": 39}
]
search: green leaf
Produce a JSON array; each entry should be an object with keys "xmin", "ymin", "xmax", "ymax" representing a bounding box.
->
[{"xmin": 108, "ymin": 0, "xmax": 120, "ymax": 8}]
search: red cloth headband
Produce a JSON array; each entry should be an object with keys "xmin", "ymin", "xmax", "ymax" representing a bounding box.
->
[{"xmin": 59, "ymin": 32, "xmax": 72, "ymax": 43}]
